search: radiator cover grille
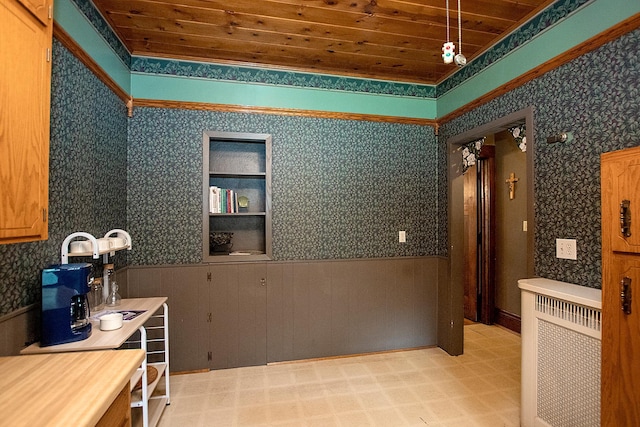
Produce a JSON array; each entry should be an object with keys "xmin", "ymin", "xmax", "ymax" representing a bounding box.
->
[
  {"xmin": 535, "ymin": 294, "xmax": 601, "ymax": 332},
  {"xmin": 537, "ymin": 319, "xmax": 601, "ymax": 426},
  {"xmin": 519, "ymin": 279, "xmax": 602, "ymax": 427}
]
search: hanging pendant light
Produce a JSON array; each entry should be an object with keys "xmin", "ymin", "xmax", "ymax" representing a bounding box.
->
[
  {"xmin": 454, "ymin": 0, "xmax": 467, "ymax": 67},
  {"xmin": 441, "ymin": 0, "xmax": 455, "ymax": 64}
]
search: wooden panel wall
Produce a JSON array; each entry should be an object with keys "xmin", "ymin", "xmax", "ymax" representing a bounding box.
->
[
  {"xmin": 125, "ymin": 257, "xmax": 441, "ymax": 373},
  {"xmin": 267, "ymin": 257, "xmax": 439, "ymax": 363}
]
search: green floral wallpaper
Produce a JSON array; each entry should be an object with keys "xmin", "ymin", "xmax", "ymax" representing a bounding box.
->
[
  {"xmin": 0, "ymin": 40, "xmax": 128, "ymax": 317},
  {"xmin": 439, "ymin": 27, "xmax": 640, "ymax": 288},
  {"xmin": 127, "ymin": 110, "xmax": 439, "ymax": 264}
]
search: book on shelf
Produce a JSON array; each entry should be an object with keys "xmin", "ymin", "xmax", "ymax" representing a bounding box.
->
[{"xmin": 209, "ymin": 186, "xmax": 239, "ymax": 214}]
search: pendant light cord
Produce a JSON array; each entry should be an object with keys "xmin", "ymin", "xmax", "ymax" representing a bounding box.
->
[
  {"xmin": 457, "ymin": 0, "xmax": 462, "ymax": 53},
  {"xmin": 446, "ymin": 0, "xmax": 450, "ymax": 42}
]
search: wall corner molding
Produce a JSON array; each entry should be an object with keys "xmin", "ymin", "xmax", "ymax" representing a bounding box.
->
[{"xmin": 53, "ymin": 22, "xmax": 130, "ymax": 105}]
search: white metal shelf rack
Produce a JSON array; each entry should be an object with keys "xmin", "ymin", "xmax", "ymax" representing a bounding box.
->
[
  {"xmin": 22, "ymin": 298, "xmax": 171, "ymax": 427},
  {"xmin": 24, "ymin": 229, "xmax": 169, "ymax": 427}
]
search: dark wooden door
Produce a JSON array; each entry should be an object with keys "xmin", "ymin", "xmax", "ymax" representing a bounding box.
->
[
  {"xmin": 463, "ymin": 164, "xmax": 479, "ymax": 321},
  {"xmin": 463, "ymin": 146, "xmax": 496, "ymax": 324},
  {"xmin": 601, "ymin": 146, "xmax": 640, "ymax": 425}
]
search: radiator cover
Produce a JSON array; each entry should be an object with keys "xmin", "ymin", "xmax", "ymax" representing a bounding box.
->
[{"xmin": 519, "ymin": 278, "xmax": 602, "ymax": 427}]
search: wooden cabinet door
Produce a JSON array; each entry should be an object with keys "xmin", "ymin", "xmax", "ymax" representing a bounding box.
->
[
  {"xmin": 601, "ymin": 146, "xmax": 640, "ymax": 425},
  {"xmin": 127, "ymin": 266, "xmax": 210, "ymax": 373},
  {"xmin": 16, "ymin": 0, "xmax": 49, "ymax": 24},
  {"xmin": 165, "ymin": 266, "xmax": 210, "ymax": 373},
  {"xmin": 0, "ymin": 0, "xmax": 51, "ymax": 244},
  {"xmin": 601, "ymin": 254, "xmax": 640, "ymax": 425},
  {"xmin": 601, "ymin": 146, "xmax": 640, "ymax": 254},
  {"xmin": 209, "ymin": 263, "xmax": 267, "ymax": 369}
]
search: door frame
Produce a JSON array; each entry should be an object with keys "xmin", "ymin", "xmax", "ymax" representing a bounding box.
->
[{"xmin": 444, "ymin": 106, "xmax": 536, "ymax": 355}]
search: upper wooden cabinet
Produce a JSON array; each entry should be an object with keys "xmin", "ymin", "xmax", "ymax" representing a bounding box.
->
[
  {"xmin": 601, "ymin": 147, "xmax": 640, "ymax": 254},
  {"xmin": 16, "ymin": 0, "xmax": 49, "ymax": 24},
  {"xmin": 601, "ymin": 146, "xmax": 640, "ymax": 425},
  {"xmin": 0, "ymin": 0, "xmax": 52, "ymax": 244}
]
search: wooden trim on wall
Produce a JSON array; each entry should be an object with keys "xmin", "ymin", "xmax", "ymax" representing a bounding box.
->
[
  {"xmin": 134, "ymin": 98, "xmax": 437, "ymax": 126},
  {"xmin": 54, "ymin": 12, "xmax": 640, "ymax": 129},
  {"xmin": 52, "ymin": 24, "xmax": 433, "ymax": 125},
  {"xmin": 53, "ymin": 22, "xmax": 130, "ymax": 105},
  {"xmin": 438, "ymin": 13, "xmax": 640, "ymax": 125},
  {"xmin": 494, "ymin": 308, "xmax": 521, "ymax": 334}
]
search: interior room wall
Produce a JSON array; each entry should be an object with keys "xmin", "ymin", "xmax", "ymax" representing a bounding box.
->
[
  {"xmin": 0, "ymin": 39, "xmax": 128, "ymax": 318},
  {"xmin": 494, "ymin": 130, "xmax": 527, "ymax": 316},
  {"xmin": 439, "ymin": 27, "xmax": 640, "ymax": 289},
  {"xmin": 127, "ymin": 108, "xmax": 439, "ymax": 265}
]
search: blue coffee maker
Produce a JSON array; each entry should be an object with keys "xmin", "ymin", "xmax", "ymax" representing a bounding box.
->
[{"xmin": 41, "ymin": 263, "xmax": 93, "ymax": 346}]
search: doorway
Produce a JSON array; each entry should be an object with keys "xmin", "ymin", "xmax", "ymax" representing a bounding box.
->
[
  {"xmin": 462, "ymin": 130, "xmax": 528, "ymax": 332},
  {"xmin": 447, "ymin": 107, "xmax": 535, "ymax": 350}
]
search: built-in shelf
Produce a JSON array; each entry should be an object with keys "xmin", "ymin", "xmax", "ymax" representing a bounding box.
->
[
  {"xmin": 209, "ymin": 171, "xmax": 267, "ymax": 178},
  {"xmin": 209, "ymin": 212, "xmax": 266, "ymax": 217},
  {"xmin": 203, "ymin": 131, "xmax": 272, "ymax": 263}
]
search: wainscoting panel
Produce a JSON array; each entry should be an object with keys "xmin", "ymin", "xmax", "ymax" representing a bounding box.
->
[
  {"xmin": 126, "ymin": 256, "xmax": 441, "ymax": 372},
  {"xmin": 266, "ymin": 257, "xmax": 439, "ymax": 364}
]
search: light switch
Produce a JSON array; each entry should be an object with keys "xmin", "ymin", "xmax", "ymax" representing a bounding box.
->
[{"xmin": 399, "ymin": 231, "xmax": 406, "ymax": 243}]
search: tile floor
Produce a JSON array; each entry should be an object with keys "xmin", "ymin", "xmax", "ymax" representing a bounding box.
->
[{"xmin": 158, "ymin": 323, "xmax": 521, "ymax": 426}]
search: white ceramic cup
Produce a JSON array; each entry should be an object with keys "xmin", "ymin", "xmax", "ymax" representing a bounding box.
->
[{"xmin": 100, "ymin": 312, "xmax": 123, "ymax": 331}]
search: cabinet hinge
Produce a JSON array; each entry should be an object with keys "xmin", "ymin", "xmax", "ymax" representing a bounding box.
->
[
  {"xmin": 46, "ymin": 48, "xmax": 51, "ymax": 62},
  {"xmin": 48, "ymin": 4, "xmax": 53, "ymax": 20},
  {"xmin": 207, "ymin": 272, "xmax": 211, "ymax": 282},
  {"xmin": 207, "ymin": 312, "xmax": 212, "ymax": 323},
  {"xmin": 207, "ymin": 351, "xmax": 212, "ymax": 361},
  {"xmin": 42, "ymin": 208, "xmax": 47, "ymax": 222}
]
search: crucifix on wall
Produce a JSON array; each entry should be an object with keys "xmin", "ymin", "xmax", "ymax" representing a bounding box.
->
[{"xmin": 506, "ymin": 172, "xmax": 519, "ymax": 200}]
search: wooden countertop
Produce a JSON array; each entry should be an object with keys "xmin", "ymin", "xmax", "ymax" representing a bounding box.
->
[
  {"xmin": 0, "ymin": 349, "xmax": 144, "ymax": 427},
  {"xmin": 21, "ymin": 297, "xmax": 168, "ymax": 354}
]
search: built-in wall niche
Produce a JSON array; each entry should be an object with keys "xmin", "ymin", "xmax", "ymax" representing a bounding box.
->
[{"xmin": 202, "ymin": 131, "xmax": 272, "ymax": 262}]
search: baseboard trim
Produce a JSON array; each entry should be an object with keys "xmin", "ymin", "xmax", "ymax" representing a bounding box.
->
[
  {"xmin": 494, "ymin": 308, "xmax": 521, "ymax": 334},
  {"xmin": 267, "ymin": 345, "xmax": 437, "ymax": 366}
]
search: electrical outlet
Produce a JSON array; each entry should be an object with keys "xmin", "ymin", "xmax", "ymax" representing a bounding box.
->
[
  {"xmin": 556, "ymin": 238, "xmax": 577, "ymax": 260},
  {"xmin": 399, "ymin": 231, "xmax": 406, "ymax": 243}
]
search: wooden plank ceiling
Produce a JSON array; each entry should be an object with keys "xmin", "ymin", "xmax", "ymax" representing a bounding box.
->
[{"xmin": 93, "ymin": 0, "xmax": 555, "ymax": 85}]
